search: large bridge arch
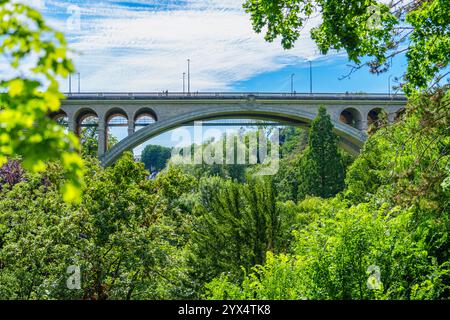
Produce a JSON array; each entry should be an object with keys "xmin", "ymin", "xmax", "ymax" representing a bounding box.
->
[
  {"xmin": 58, "ymin": 92, "xmax": 406, "ymax": 167},
  {"xmin": 100, "ymin": 104, "xmax": 368, "ymax": 167}
]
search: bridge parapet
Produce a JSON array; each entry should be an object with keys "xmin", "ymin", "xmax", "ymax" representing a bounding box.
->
[{"xmin": 63, "ymin": 92, "xmax": 407, "ymax": 101}]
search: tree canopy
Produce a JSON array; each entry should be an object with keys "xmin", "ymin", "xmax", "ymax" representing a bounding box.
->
[
  {"xmin": 141, "ymin": 144, "xmax": 172, "ymax": 172},
  {"xmin": 298, "ymin": 106, "xmax": 346, "ymax": 199},
  {"xmin": 0, "ymin": 0, "xmax": 448, "ymax": 302},
  {"xmin": 0, "ymin": 0, "xmax": 83, "ymax": 202},
  {"xmin": 243, "ymin": 0, "xmax": 450, "ymax": 94}
]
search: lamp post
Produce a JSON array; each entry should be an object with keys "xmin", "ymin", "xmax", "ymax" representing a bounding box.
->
[
  {"xmin": 183, "ymin": 72, "xmax": 186, "ymax": 94},
  {"xmin": 77, "ymin": 72, "xmax": 80, "ymax": 93},
  {"xmin": 388, "ymin": 74, "xmax": 393, "ymax": 97},
  {"xmin": 290, "ymin": 73, "xmax": 295, "ymax": 94},
  {"xmin": 68, "ymin": 74, "xmax": 72, "ymax": 94},
  {"xmin": 187, "ymin": 59, "xmax": 190, "ymax": 94},
  {"xmin": 309, "ymin": 60, "xmax": 312, "ymax": 94}
]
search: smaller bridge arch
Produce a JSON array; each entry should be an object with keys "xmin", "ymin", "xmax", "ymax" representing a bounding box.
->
[
  {"xmin": 134, "ymin": 107, "xmax": 157, "ymax": 133},
  {"xmin": 134, "ymin": 107, "xmax": 158, "ymax": 122},
  {"xmin": 367, "ymin": 107, "xmax": 384, "ymax": 129},
  {"xmin": 339, "ymin": 107, "xmax": 363, "ymax": 130},
  {"xmin": 73, "ymin": 108, "xmax": 102, "ymax": 155},
  {"xmin": 106, "ymin": 107, "xmax": 128, "ymax": 122},
  {"xmin": 50, "ymin": 110, "xmax": 68, "ymax": 127},
  {"xmin": 75, "ymin": 108, "xmax": 98, "ymax": 135},
  {"xmin": 395, "ymin": 108, "xmax": 406, "ymax": 121},
  {"xmin": 106, "ymin": 107, "xmax": 129, "ymax": 149}
]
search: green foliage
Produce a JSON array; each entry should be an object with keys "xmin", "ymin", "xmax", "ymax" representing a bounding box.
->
[
  {"xmin": 187, "ymin": 176, "xmax": 294, "ymax": 293},
  {"xmin": 297, "ymin": 106, "xmax": 346, "ymax": 199},
  {"xmin": 273, "ymin": 156, "xmax": 301, "ymax": 202},
  {"xmin": 171, "ymin": 129, "xmax": 266, "ymax": 183},
  {"xmin": 79, "ymin": 125, "xmax": 118, "ymax": 158},
  {"xmin": 405, "ymin": 0, "xmax": 450, "ymax": 93},
  {"xmin": 0, "ymin": 0, "xmax": 83, "ymax": 202},
  {"xmin": 141, "ymin": 144, "xmax": 172, "ymax": 172},
  {"xmin": 279, "ymin": 127, "xmax": 308, "ymax": 157},
  {"xmin": 205, "ymin": 252, "xmax": 303, "ymax": 300},
  {"xmin": 0, "ymin": 153, "xmax": 193, "ymax": 299},
  {"xmin": 1, "ymin": 88, "xmax": 447, "ymax": 300},
  {"xmin": 273, "ymin": 127, "xmax": 308, "ymax": 202},
  {"xmin": 0, "ymin": 171, "xmax": 80, "ymax": 299},
  {"xmin": 205, "ymin": 198, "xmax": 449, "ymax": 300},
  {"xmin": 310, "ymin": 0, "xmax": 397, "ymax": 64},
  {"xmin": 80, "ymin": 126, "xmax": 99, "ymax": 158},
  {"xmin": 1, "ymin": 0, "xmax": 447, "ymax": 301},
  {"xmin": 243, "ymin": 0, "xmax": 450, "ymax": 93},
  {"xmin": 204, "ymin": 90, "xmax": 449, "ymax": 300},
  {"xmin": 274, "ymin": 124, "xmax": 352, "ymax": 203},
  {"xmin": 346, "ymin": 89, "xmax": 450, "ymax": 208}
]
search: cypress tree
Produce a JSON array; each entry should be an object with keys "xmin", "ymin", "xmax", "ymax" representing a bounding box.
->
[{"xmin": 298, "ymin": 106, "xmax": 345, "ymax": 199}]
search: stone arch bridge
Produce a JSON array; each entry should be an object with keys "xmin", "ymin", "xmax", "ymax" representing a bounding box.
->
[{"xmin": 55, "ymin": 92, "xmax": 406, "ymax": 167}]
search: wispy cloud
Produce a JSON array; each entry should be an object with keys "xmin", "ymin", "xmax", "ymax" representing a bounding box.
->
[{"xmin": 20, "ymin": 0, "xmax": 325, "ymax": 91}]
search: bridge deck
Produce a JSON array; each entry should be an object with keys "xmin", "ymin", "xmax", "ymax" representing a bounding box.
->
[{"xmin": 64, "ymin": 92, "xmax": 407, "ymax": 101}]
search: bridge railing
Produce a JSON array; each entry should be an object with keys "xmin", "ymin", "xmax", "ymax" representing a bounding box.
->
[{"xmin": 64, "ymin": 92, "xmax": 407, "ymax": 101}]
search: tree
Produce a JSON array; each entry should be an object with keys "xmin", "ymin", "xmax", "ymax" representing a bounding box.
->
[
  {"xmin": 187, "ymin": 176, "xmax": 294, "ymax": 293},
  {"xmin": 79, "ymin": 124, "xmax": 118, "ymax": 158},
  {"xmin": 273, "ymin": 127, "xmax": 309, "ymax": 202},
  {"xmin": 0, "ymin": 159, "xmax": 25, "ymax": 188},
  {"xmin": 171, "ymin": 132, "xmax": 249, "ymax": 182},
  {"xmin": 273, "ymin": 156, "xmax": 301, "ymax": 202},
  {"xmin": 205, "ymin": 195, "xmax": 449, "ymax": 300},
  {"xmin": 0, "ymin": 0, "xmax": 83, "ymax": 202},
  {"xmin": 279, "ymin": 127, "xmax": 308, "ymax": 157},
  {"xmin": 0, "ymin": 154, "xmax": 194, "ymax": 299},
  {"xmin": 243, "ymin": 0, "xmax": 450, "ymax": 94},
  {"xmin": 346, "ymin": 88, "xmax": 449, "ymax": 207},
  {"xmin": 204, "ymin": 90, "xmax": 450, "ymax": 301},
  {"xmin": 78, "ymin": 154, "xmax": 187, "ymax": 299},
  {"xmin": 298, "ymin": 106, "xmax": 345, "ymax": 199},
  {"xmin": 141, "ymin": 144, "xmax": 172, "ymax": 172}
]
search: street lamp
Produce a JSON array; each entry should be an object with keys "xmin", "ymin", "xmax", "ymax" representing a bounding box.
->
[
  {"xmin": 290, "ymin": 73, "xmax": 295, "ymax": 94},
  {"xmin": 183, "ymin": 72, "xmax": 186, "ymax": 94},
  {"xmin": 309, "ymin": 60, "xmax": 312, "ymax": 94},
  {"xmin": 388, "ymin": 74, "xmax": 393, "ymax": 97},
  {"xmin": 68, "ymin": 74, "xmax": 72, "ymax": 94},
  {"xmin": 77, "ymin": 72, "xmax": 81, "ymax": 93},
  {"xmin": 187, "ymin": 59, "xmax": 190, "ymax": 94}
]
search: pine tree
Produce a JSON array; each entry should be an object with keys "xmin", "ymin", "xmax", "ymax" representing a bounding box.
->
[{"xmin": 298, "ymin": 106, "xmax": 345, "ymax": 199}]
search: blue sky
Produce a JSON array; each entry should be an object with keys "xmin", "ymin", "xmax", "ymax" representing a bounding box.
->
[
  {"xmin": 23, "ymin": 0, "xmax": 407, "ymax": 94},
  {"xmin": 20, "ymin": 0, "xmax": 409, "ymax": 152}
]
